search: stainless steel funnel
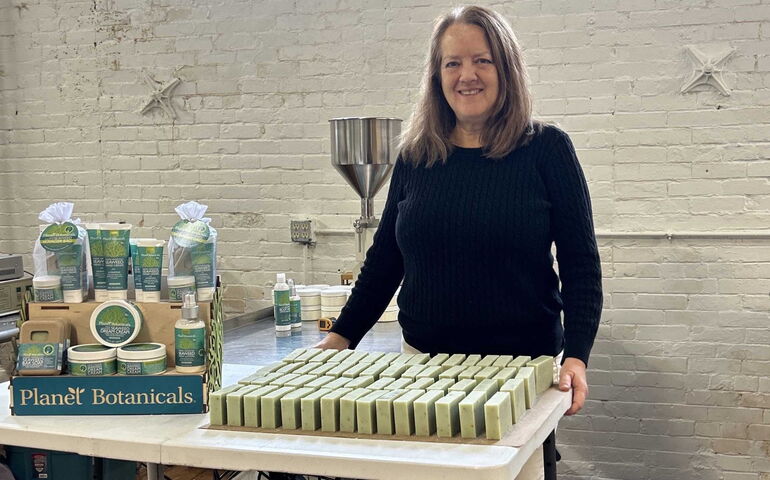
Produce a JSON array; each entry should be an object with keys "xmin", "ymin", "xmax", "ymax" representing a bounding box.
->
[{"xmin": 330, "ymin": 117, "xmax": 402, "ymax": 225}]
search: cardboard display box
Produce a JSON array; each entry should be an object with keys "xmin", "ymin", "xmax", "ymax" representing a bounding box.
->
[{"xmin": 9, "ymin": 280, "xmax": 224, "ymax": 416}]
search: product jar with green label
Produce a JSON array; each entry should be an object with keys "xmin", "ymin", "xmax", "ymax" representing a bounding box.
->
[
  {"xmin": 117, "ymin": 343, "xmax": 167, "ymax": 375},
  {"xmin": 168, "ymin": 276, "xmax": 196, "ymax": 302},
  {"xmin": 68, "ymin": 344, "xmax": 117, "ymax": 376},
  {"xmin": 90, "ymin": 300, "xmax": 143, "ymax": 348},
  {"xmin": 33, "ymin": 275, "xmax": 63, "ymax": 303}
]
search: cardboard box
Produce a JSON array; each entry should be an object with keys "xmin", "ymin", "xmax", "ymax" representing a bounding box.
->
[{"xmin": 0, "ymin": 274, "xmax": 32, "ymax": 316}]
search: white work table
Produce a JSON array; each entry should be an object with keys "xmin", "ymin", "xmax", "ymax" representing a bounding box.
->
[{"xmin": 0, "ymin": 364, "xmax": 570, "ymax": 480}]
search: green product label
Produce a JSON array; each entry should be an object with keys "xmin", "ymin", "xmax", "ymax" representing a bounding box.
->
[
  {"xmin": 172, "ymin": 220, "xmax": 210, "ymax": 248},
  {"xmin": 103, "ymin": 229, "xmax": 130, "ymax": 291},
  {"xmin": 118, "ymin": 357, "xmax": 167, "ymax": 375},
  {"xmin": 17, "ymin": 343, "xmax": 62, "ymax": 372},
  {"xmin": 95, "ymin": 305, "xmax": 137, "ymax": 344},
  {"xmin": 69, "ymin": 360, "xmax": 117, "ymax": 376},
  {"xmin": 273, "ymin": 289, "xmax": 291, "ymax": 327},
  {"xmin": 175, "ymin": 327, "xmax": 206, "ymax": 367},
  {"xmin": 140, "ymin": 247, "xmax": 164, "ymax": 292},
  {"xmin": 130, "ymin": 243, "xmax": 142, "ymax": 291},
  {"xmin": 34, "ymin": 286, "xmax": 63, "ymax": 302},
  {"xmin": 190, "ymin": 243, "xmax": 214, "ymax": 288},
  {"xmin": 40, "ymin": 223, "xmax": 78, "ymax": 252},
  {"xmin": 290, "ymin": 298, "xmax": 301, "ymax": 324},
  {"xmin": 87, "ymin": 229, "xmax": 107, "ymax": 290},
  {"xmin": 169, "ymin": 285, "xmax": 195, "ymax": 302},
  {"xmin": 56, "ymin": 244, "xmax": 83, "ymax": 291}
]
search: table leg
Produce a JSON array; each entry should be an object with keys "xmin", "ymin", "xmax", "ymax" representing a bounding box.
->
[
  {"xmin": 146, "ymin": 462, "xmax": 164, "ymax": 480},
  {"xmin": 543, "ymin": 430, "xmax": 557, "ymax": 480}
]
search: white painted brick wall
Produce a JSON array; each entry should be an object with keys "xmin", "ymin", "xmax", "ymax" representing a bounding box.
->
[{"xmin": 1, "ymin": 1, "xmax": 769, "ymax": 478}]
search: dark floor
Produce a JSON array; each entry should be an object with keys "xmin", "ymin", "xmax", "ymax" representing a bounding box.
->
[{"xmin": 223, "ymin": 318, "xmax": 403, "ymax": 365}]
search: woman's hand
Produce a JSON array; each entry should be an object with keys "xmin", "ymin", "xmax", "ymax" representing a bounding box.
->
[
  {"xmin": 558, "ymin": 357, "xmax": 588, "ymax": 415},
  {"xmin": 313, "ymin": 332, "xmax": 351, "ymax": 351}
]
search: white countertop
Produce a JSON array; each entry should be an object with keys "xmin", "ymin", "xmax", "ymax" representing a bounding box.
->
[{"xmin": 0, "ymin": 364, "xmax": 570, "ymax": 480}]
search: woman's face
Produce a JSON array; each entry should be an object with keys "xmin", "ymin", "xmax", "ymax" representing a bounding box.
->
[{"xmin": 439, "ymin": 23, "xmax": 499, "ymax": 131}]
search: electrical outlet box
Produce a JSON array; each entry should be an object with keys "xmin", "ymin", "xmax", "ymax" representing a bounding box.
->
[{"xmin": 290, "ymin": 219, "xmax": 315, "ymax": 244}]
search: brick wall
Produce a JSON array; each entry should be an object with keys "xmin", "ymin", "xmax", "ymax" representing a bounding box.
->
[{"xmin": 1, "ymin": 0, "xmax": 769, "ymax": 478}]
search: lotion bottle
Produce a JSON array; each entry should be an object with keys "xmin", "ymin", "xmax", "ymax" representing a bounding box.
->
[
  {"xmin": 288, "ymin": 279, "xmax": 302, "ymax": 329},
  {"xmin": 273, "ymin": 273, "xmax": 292, "ymax": 332},
  {"xmin": 175, "ymin": 293, "xmax": 206, "ymax": 373}
]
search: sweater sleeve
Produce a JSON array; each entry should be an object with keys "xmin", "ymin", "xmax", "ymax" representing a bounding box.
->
[
  {"xmin": 329, "ymin": 159, "xmax": 407, "ymax": 348},
  {"xmin": 539, "ymin": 128, "xmax": 603, "ymax": 366}
]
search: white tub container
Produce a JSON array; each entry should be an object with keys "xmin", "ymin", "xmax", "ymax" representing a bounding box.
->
[
  {"xmin": 296, "ymin": 287, "xmax": 322, "ymax": 307},
  {"xmin": 68, "ymin": 344, "xmax": 117, "ymax": 376},
  {"xmin": 321, "ymin": 287, "xmax": 348, "ymax": 308},
  {"xmin": 301, "ymin": 306, "xmax": 322, "ymax": 321},
  {"xmin": 90, "ymin": 300, "xmax": 143, "ymax": 348},
  {"xmin": 117, "ymin": 342, "xmax": 167, "ymax": 375}
]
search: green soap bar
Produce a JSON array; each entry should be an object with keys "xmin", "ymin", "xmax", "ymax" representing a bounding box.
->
[
  {"xmin": 378, "ymin": 352, "xmax": 402, "ymax": 364},
  {"xmin": 345, "ymin": 351, "xmax": 370, "ymax": 364},
  {"xmin": 402, "ymin": 364, "xmax": 428, "ymax": 379},
  {"xmin": 339, "ymin": 388, "xmax": 370, "ymax": 433},
  {"xmin": 427, "ymin": 378, "xmax": 456, "ymax": 394},
  {"xmin": 255, "ymin": 361, "xmax": 286, "ymax": 375},
  {"xmin": 375, "ymin": 389, "xmax": 407, "ymax": 435},
  {"xmin": 474, "ymin": 366, "xmax": 501, "ymax": 381},
  {"xmin": 276, "ymin": 363, "xmax": 303, "ymax": 374},
  {"xmin": 281, "ymin": 387, "xmax": 316, "ymax": 429},
  {"xmin": 363, "ymin": 351, "xmax": 386, "ymax": 363},
  {"xmin": 226, "ymin": 386, "xmax": 260, "ymax": 426},
  {"xmin": 384, "ymin": 377, "xmax": 412, "ymax": 390},
  {"xmin": 461, "ymin": 354, "xmax": 482, "ymax": 367},
  {"xmin": 285, "ymin": 374, "xmax": 318, "ymax": 387},
  {"xmin": 292, "ymin": 362, "xmax": 323, "ymax": 375},
  {"xmin": 516, "ymin": 367, "xmax": 537, "ymax": 408},
  {"xmin": 527, "ymin": 355, "xmax": 554, "ymax": 395},
  {"xmin": 426, "ymin": 353, "xmax": 450, "ymax": 367},
  {"xmin": 509, "ymin": 355, "xmax": 532, "ymax": 370},
  {"xmin": 356, "ymin": 390, "xmax": 387, "ymax": 434},
  {"xmin": 283, "ymin": 348, "xmax": 308, "ymax": 362},
  {"xmin": 313, "ymin": 349, "xmax": 338, "ymax": 363},
  {"xmin": 239, "ymin": 373, "xmax": 267, "ymax": 384},
  {"xmin": 473, "ymin": 379, "xmax": 499, "ymax": 399},
  {"xmin": 320, "ymin": 388, "xmax": 353, "ymax": 432},
  {"xmin": 325, "ymin": 363, "xmax": 350, "ymax": 377},
  {"xmin": 260, "ymin": 386, "xmax": 296, "ymax": 429},
  {"xmin": 246, "ymin": 372, "xmax": 282, "ymax": 385},
  {"xmin": 500, "ymin": 378, "xmax": 526, "ymax": 423},
  {"xmin": 442, "ymin": 354, "xmax": 467, "ymax": 370},
  {"xmin": 341, "ymin": 362, "xmax": 373, "ymax": 378},
  {"xmin": 380, "ymin": 363, "xmax": 409, "ymax": 378},
  {"xmin": 459, "ymin": 390, "xmax": 487, "ymax": 438},
  {"xmin": 449, "ymin": 379, "xmax": 478, "ymax": 394},
  {"xmin": 476, "ymin": 355, "xmax": 500, "ymax": 367},
  {"xmin": 416, "ymin": 365, "xmax": 442, "ymax": 380},
  {"xmin": 405, "ymin": 353, "xmax": 430, "ymax": 365},
  {"xmin": 305, "ymin": 375, "xmax": 336, "ymax": 389},
  {"xmin": 492, "ymin": 367, "xmax": 518, "ymax": 388},
  {"xmin": 393, "ymin": 389, "xmax": 425, "ymax": 436},
  {"xmin": 369, "ymin": 377, "xmax": 396, "ymax": 390},
  {"xmin": 413, "ymin": 390, "xmax": 444, "ymax": 436},
  {"xmin": 361, "ymin": 363, "xmax": 390, "ymax": 378},
  {"xmin": 209, "ymin": 384, "xmax": 244, "ymax": 425},
  {"xmin": 406, "ymin": 378, "xmax": 434, "ymax": 390},
  {"xmin": 390, "ymin": 353, "xmax": 415, "ymax": 365},
  {"xmin": 327, "ymin": 349, "xmax": 354, "ymax": 363},
  {"xmin": 346, "ymin": 376, "xmax": 376, "ymax": 389},
  {"xmin": 439, "ymin": 366, "xmax": 464, "ymax": 380},
  {"xmin": 309, "ymin": 363, "xmax": 337, "ymax": 376},
  {"xmin": 485, "ymin": 391, "xmax": 513, "ymax": 440},
  {"xmin": 492, "ymin": 355, "xmax": 514, "ymax": 367},
  {"xmin": 243, "ymin": 385, "xmax": 280, "ymax": 427},
  {"xmin": 436, "ymin": 391, "xmax": 465, "ymax": 438},
  {"xmin": 323, "ymin": 376, "xmax": 352, "ymax": 389},
  {"xmin": 300, "ymin": 388, "xmax": 331, "ymax": 431},
  {"xmin": 271, "ymin": 373, "xmax": 300, "ymax": 386},
  {"xmin": 296, "ymin": 348, "xmax": 323, "ymax": 362},
  {"xmin": 458, "ymin": 366, "xmax": 483, "ymax": 380}
]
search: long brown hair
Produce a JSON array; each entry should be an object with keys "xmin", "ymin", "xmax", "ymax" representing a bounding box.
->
[{"xmin": 399, "ymin": 6, "xmax": 537, "ymax": 166}]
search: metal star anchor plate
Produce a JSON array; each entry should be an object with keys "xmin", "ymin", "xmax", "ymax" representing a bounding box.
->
[
  {"xmin": 681, "ymin": 45, "xmax": 735, "ymax": 96},
  {"xmin": 140, "ymin": 70, "xmax": 182, "ymax": 119}
]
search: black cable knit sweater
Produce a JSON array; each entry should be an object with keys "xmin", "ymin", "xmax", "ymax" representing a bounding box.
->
[{"xmin": 330, "ymin": 124, "xmax": 603, "ymax": 366}]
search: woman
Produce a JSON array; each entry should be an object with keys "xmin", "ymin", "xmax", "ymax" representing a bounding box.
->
[{"xmin": 316, "ymin": 6, "xmax": 602, "ymax": 416}]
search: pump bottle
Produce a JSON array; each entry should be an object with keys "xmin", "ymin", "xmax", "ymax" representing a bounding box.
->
[
  {"xmin": 273, "ymin": 273, "xmax": 292, "ymax": 332},
  {"xmin": 175, "ymin": 293, "xmax": 206, "ymax": 373},
  {"xmin": 288, "ymin": 279, "xmax": 302, "ymax": 329}
]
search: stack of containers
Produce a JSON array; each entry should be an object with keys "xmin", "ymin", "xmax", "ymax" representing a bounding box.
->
[
  {"xmin": 379, "ymin": 286, "xmax": 400, "ymax": 322},
  {"xmin": 297, "ymin": 287, "xmax": 322, "ymax": 322},
  {"xmin": 320, "ymin": 287, "xmax": 348, "ymax": 319}
]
